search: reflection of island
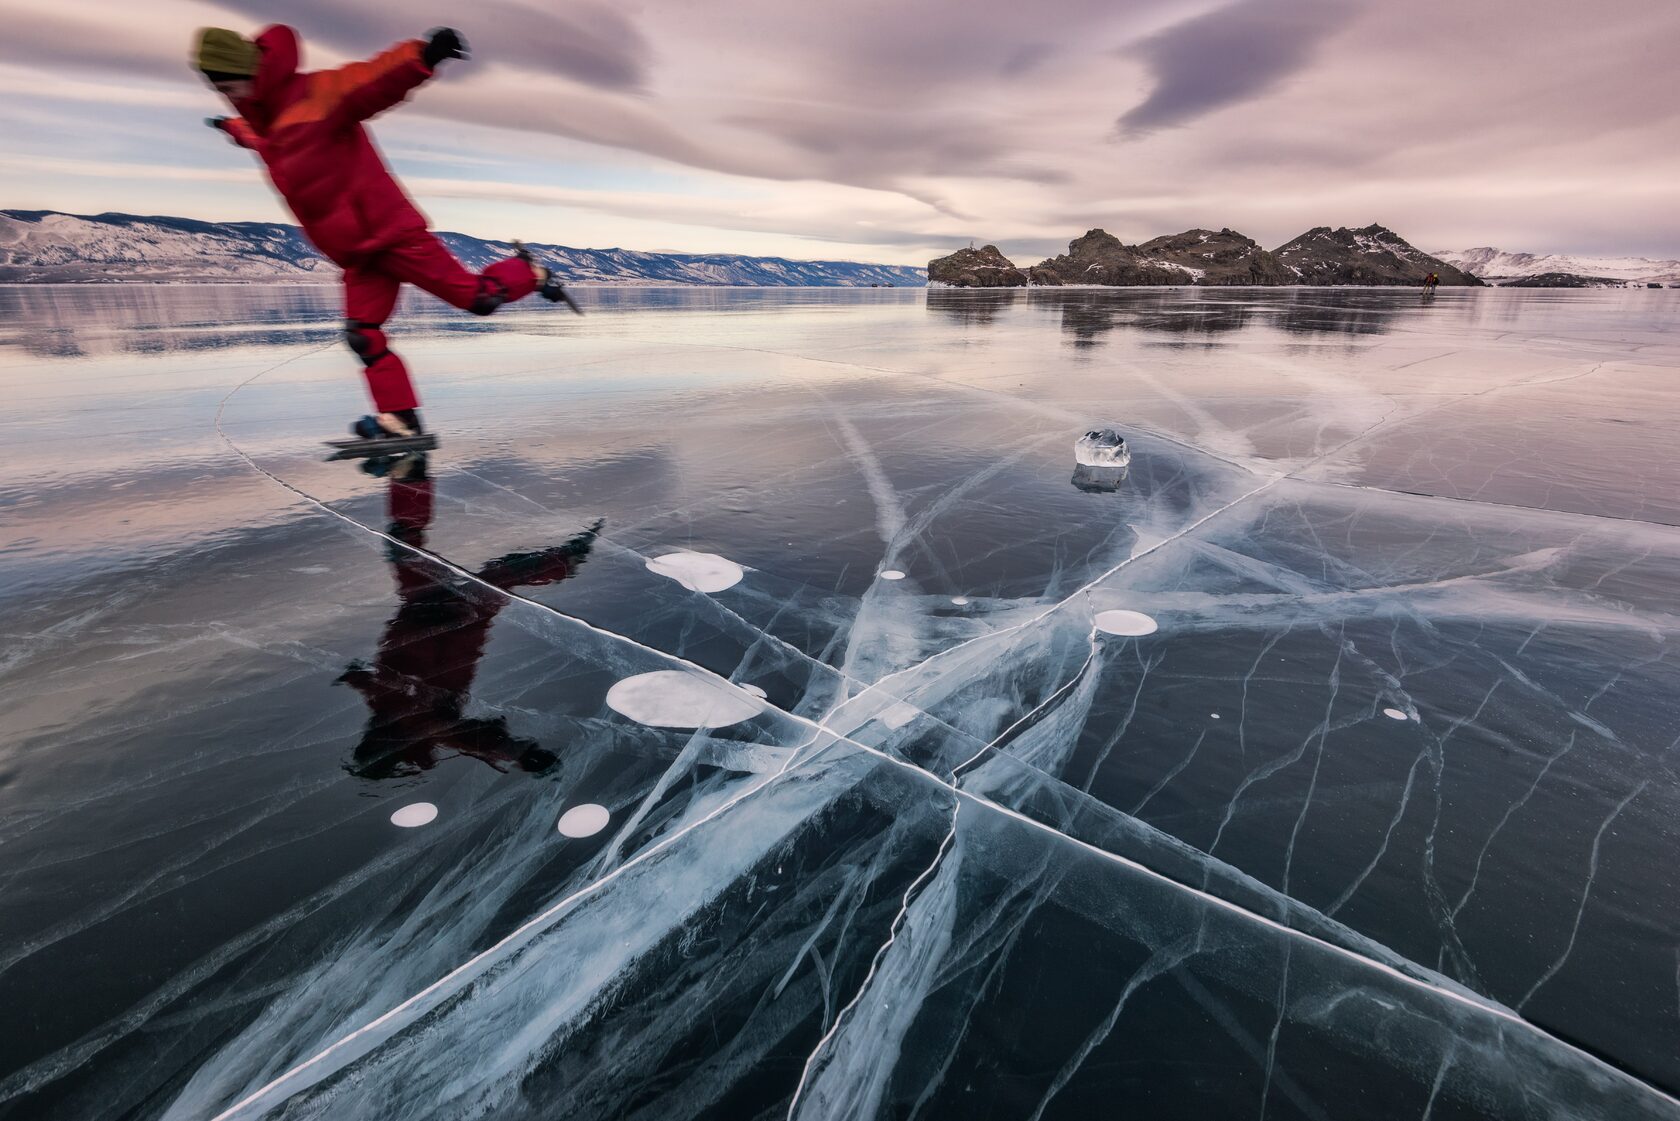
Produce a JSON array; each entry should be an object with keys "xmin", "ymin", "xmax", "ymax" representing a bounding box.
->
[
  {"xmin": 340, "ymin": 455, "xmax": 601, "ymax": 779},
  {"xmin": 925, "ymin": 287, "xmax": 1020, "ymax": 325},
  {"xmin": 1273, "ymin": 290, "xmax": 1405, "ymax": 337},
  {"xmin": 1071, "ymin": 464, "xmax": 1128, "ymax": 493},
  {"xmin": 929, "ymin": 288, "xmax": 1419, "ymax": 346},
  {"xmin": 1039, "ymin": 290, "xmax": 1254, "ymax": 347}
]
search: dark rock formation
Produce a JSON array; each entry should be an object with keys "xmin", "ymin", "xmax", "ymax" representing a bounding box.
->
[
  {"xmin": 1031, "ymin": 229, "xmax": 1194, "ymax": 287},
  {"xmin": 927, "ymin": 244, "xmax": 1027, "ymax": 287},
  {"xmin": 932, "ymin": 223, "xmax": 1500, "ymax": 290},
  {"xmin": 1498, "ymin": 272, "xmax": 1623, "ymax": 288},
  {"xmin": 1134, "ymin": 228, "xmax": 1292, "ymax": 285},
  {"xmin": 1272, "ymin": 224, "xmax": 1483, "ymax": 286}
]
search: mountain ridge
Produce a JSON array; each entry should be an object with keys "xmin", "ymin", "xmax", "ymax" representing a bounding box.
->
[
  {"xmin": 1432, "ymin": 246, "xmax": 1680, "ymax": 284},
  {"xmin": 0, "ymin": 210, "xmax": 928, "ymax": 287}
]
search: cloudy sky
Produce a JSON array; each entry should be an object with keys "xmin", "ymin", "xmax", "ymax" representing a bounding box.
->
[{"xmin": 2, "ymin": 0, "xmax": 1676, "ymax": 265}]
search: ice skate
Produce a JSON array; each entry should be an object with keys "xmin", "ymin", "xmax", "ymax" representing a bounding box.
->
[{"xmin": 326, "ymin": 410, "xmax": 437, "ymax": 460}]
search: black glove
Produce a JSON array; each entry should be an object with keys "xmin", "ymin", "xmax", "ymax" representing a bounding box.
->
[
  {"xmin": 423, "ymin": 27, "xmax": 468, "ymax": 68},
  {"xmin": 205, "ymin": 117, "xmax": 237, "ymax": 145}
]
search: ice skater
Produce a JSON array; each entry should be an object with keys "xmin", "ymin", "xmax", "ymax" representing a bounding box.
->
[{"xmin": 193, "ymin": 25, "xmax": 577, "ymax": 450}]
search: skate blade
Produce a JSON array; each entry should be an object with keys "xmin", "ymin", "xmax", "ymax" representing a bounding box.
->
[{"xmin": 324, "ymin": 433, "xmax": 439, "ymax": 460}]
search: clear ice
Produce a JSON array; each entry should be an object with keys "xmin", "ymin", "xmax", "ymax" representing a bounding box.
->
[{"xmin": 2, "ymin": 285, "xmax": 1679, "ymax": 1120}]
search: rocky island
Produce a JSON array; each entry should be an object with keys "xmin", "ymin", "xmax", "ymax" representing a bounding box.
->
[
  {"xmin": 924, "ymin": 243, "xmax": 1029, "ymax": 288},
  {"xmin": 932, "ymin": 223, "xmax": 1481, "ymax": 287}
]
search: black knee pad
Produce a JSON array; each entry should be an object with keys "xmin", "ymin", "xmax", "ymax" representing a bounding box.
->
[{"xmin": 345, "ymin": 320, "xmax": 387, "ymax": 367}]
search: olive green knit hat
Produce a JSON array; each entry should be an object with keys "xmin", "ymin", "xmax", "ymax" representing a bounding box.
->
[{"xmin": 193, "ymin": 28, "xmax": 258, "ymax": 78}]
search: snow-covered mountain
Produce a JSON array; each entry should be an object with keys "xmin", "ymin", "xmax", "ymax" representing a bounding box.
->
[
  {"xmin": 1433, "ymin": 246, "xmax": 1680, "ymax": 285},
  {"xmin": 0, "ymin": 210, "xmax": 926, "ymax": 287}
]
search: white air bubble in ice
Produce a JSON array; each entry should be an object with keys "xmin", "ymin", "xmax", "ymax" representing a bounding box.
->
[
  {"xmin": 880, "ymin": 570, "xmax": 906, "ymax": 581},
  {"xmin": 390, "ymin": 802, "xmax": 437, "ymax": 828},
  {"xmin": 606, "ymin": 670, "xmax": 764, "ymax": 729},
  {"xmin": 879, "ymin": 701, "xmax": 920, "ymax": 729},
  {"xmin": 740, "ymin": 683, "xmax": 767, "ymax": 698},
  {"xmin": 1094, "ymin": 609, "xmax": 1158, "ymax": 637},
  {"xmin": 951, "ymin": 596, "xmax": 970, "ymax": 606},
  {"xmin": 557, "ymin": 804, "xmax": 610, "ymax": 838},
  {"xmin": 1383, "ymin": 707, "xmax": 1409, "ymax": 721},
  {"xmin": 1211, "ymin": 713, "xmax": 1221, "ymax": 719},
  {"xmin": 646, "ymin": 551, "xmax": 744, "ymax": 593}
]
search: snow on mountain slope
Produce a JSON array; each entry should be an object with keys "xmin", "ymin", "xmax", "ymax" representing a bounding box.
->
[
  {"xmin": 0, "ymin": 211, "xmax": 927, "ymax": 287},
  {"xmin": 1434, "ymin": 247, "xmax": 1680, "ymax": 283}
]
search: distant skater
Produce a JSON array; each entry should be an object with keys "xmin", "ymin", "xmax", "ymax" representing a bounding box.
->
[
  {"xmin": 193, "ymin": 25, "xmax": 574, "ymax": 445},
  {"xmin": 1424, "ymin": 271, "xmax": 1441, "ymax": 291}
]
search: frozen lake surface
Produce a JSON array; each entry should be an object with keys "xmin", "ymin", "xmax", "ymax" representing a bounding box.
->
[{"xmin": 2, "ymin": 285, "xmax": 1678, "ymax": 1119}]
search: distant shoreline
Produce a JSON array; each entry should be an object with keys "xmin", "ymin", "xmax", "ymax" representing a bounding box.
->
[{"xmin": 4, "ymin": 281, "xmax": 1666, "ymax": 291}]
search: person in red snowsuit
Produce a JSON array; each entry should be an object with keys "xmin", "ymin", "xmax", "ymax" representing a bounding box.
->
[{"xmin": 193, "ymin": 25, "xmax": 570, "ymax": 440}]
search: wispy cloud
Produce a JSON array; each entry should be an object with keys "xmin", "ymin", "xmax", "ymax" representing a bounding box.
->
[{"xmin": 5, "ymin": 154, "xmax": 251, "ymax": 183}]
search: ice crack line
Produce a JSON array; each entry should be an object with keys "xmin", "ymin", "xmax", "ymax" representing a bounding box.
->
[
  {"xmin": 1518, "ymin": 778, "xmax": 1651, "ymax": 1011},
  {"xmin": 785, "ymin": 801, "xmax": 961, "ymax": 1118}
]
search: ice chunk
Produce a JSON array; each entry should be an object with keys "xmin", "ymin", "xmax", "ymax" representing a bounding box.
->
[{"xmin": 1074, "ymin": 428, "xmax": 1131, "ymax": 467}]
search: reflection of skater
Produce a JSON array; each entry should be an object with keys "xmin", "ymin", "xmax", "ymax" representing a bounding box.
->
[
  {"xmin": 192, "ymin": 25, "xmax": 575, "ymax": 446},
  {"xmin": 339, "ymin": 454, "xmax": 601, "ymax": 778}
]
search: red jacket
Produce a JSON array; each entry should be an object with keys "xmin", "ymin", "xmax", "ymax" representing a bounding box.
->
[{"xmin": 222, "ymin": 26, "xmax": 435, "ymax": 267}]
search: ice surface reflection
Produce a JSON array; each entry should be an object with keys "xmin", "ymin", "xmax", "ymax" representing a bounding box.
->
[
  {"xmin": 2, "ymin": 286, "xmax": 1678, "ymax": 1119},
  {"xmin": 341, "ymin": 457, "xmax": 600, "ymax": 779}
]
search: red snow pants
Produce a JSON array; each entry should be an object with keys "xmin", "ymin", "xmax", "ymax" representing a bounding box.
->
[{"xmin": 343, "ymin": 230, "xmax": 540, "ymax": 412}]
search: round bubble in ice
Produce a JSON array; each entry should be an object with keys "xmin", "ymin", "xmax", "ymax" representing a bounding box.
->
[
  {"xmin": 557, "ymin": 803, "xmax": 610, "ymax": 838},
  {"xmin": 1094, "ymin": 609, "xmax": 1158, "ymax": 637},
  {"xmin": 878, "ymin": 701, "xmax": 920, "ymax": 729},
  {"xmin": 1211, "ymin": 713, "xmax": 1221, "ymax": 720},
  {"xmin": 606, "ymin": 670, "xmax": 764, "ymax": 729},
  {"xmin": 951, "ymin": 596, "xmax": 970, "ymax": 606},
  {"xmin": 646, "ymin": 551, "xmax": 744, "ymax": 593},
  {"xmin": 390, "ymin": 802, "xmax": 438, "ymax": 828},
  {"xmin": 880, "ymin": 570, "xmax": 906, "ymax": 581},
  {"xmin": 1383, "ymin": 707, "xmax": 1409, "ymax": 721}
]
